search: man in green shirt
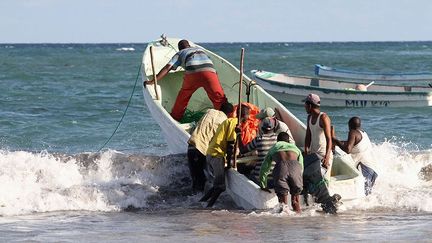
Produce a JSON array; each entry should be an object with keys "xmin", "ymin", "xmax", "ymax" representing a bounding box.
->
[{"xmin": 259, "ymin": 132, "xmax": 303, "ymax": 213}]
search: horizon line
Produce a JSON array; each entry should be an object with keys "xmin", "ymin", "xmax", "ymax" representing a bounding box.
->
[{"xmin": 1, "ymin": 40, "xmax": 432, "ymax": 45}]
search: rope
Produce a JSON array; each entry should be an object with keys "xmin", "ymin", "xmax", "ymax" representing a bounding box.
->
[{"xmin": 97, "ymin": 63, "xmax": 142, "ymax": 152}]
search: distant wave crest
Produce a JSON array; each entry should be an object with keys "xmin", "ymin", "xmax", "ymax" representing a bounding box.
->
[{"xmin": 116, "ymin": 47, "xmax": 135, "ymax": 52}]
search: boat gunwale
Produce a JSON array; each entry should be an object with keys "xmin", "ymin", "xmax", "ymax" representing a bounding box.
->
[
  {"xmin": 253, "ymin": 71, "xmax": 432, "ymax": 96},
  {"xmin": 315, "ymin": 64, "xmax": 432, "ymax": 81}
]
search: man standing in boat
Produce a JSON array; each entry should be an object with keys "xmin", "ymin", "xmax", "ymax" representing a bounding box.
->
[
  {"xmin": 200, "ymin": 106, "xmax": 250, "ymax": 207},
  {"xmin": 187, "ymin": 102, "xmax": 234, "ymax": 193},
  {"xmin": 144, "ymin": 39, "xmax": 227, "ymax": 121},
  {"xmin": 332, "ymin": 117, "xmax": 378, "ymax": 195}
]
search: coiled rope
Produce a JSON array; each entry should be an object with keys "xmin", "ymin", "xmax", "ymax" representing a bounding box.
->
[{"xmin": 97, "ymin": 63, "xmax": 142, "ymax": 152}]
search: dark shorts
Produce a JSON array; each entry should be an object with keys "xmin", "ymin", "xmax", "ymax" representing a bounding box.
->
[
  {"xmin": 272, "ymin": 160, "xmax": 303, "ymax": 196},
  {"xmin": 187, "ymin": 145, "xmax": 206, "ymax": 191}
]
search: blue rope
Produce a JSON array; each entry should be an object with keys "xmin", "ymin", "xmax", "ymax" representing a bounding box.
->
[{"xmin": 97, "ymin": 63, "xmax": 142, "ymax": 152}]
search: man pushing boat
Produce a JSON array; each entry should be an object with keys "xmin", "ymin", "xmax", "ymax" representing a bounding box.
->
[
  {"xmin": 303, "ymin": 93, "xmax": 341, "ymax": 213},
  {"xmin": 259, "ymin": 132, "xmax": 304, "ymax": 213},
  {"xmin": 187, "ymin": 102, "xmax": 234, "ymax": 193},
  {"xmin": 332, "ymin": 117, "xmax": 378, "ymax": 195},
  {"xmin": 200, "ymin": 106, "xmax": 250, "ymax": 207}
]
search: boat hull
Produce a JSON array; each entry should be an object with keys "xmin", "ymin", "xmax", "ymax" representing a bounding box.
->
[
  {"xmin": 315, "ymin": 64, "xmax": 432, "ymax": 81},
  {"xmin": 252, "ymin": 70, "xmax": 432, "ymax": 107}
]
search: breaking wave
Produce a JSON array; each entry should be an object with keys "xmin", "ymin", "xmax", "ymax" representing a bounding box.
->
[
  {"xmin": 0, "ymin": 139, "xmax": 431, "ymax": 216},
  {"xmin": 0, "ymin": 150, "xmax": 190, "ymax": 216},
  {"xmin": 341, "ymin": 139, "xmax": 432, "ymax": 212}
]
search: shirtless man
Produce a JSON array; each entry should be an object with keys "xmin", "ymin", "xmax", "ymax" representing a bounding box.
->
[{"xmin": 259, "ymin": 132, "xmax": 303, "ymax": 213}]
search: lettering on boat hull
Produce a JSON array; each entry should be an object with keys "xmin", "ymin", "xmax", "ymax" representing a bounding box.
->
[{"xmin": 345, "ymin": 100, "xmax": 391, "ymax": 107}]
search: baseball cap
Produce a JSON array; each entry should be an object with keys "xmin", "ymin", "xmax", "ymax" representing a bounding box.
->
[
  {"xmin": 302, "ymin": 93, "xmax": 321, "ymax": 106},
  {"xmin": 255, "ymin": 107, "xmax": 275, "ymax": 119},
  {"xmin": 260, "ymin": 117, "xmax": 275, "ymax": 131}
]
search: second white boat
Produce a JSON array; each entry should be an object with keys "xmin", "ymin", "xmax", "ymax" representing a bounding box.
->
[{"xmin": 252, "ymin": 70, "xmax": 432, "ymax": 107}]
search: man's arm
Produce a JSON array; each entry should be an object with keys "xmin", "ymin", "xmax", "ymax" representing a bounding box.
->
[
  {"xmin": 333, "ymin": 130, "xmax": 357, "ymax": 154},
  {"xmin": 144, "ymin": 63, "xmax": 173, "ymax": 85},
  {"xmin": 304, "ymin": 115, "xmax": 311, "ymax": 155},
  {"xmin": 333, "ymin": 138, "xmax": 347, "ymax": 149},
  {"xmin": 239, "ymin": 137, "xmax": 256, "ymax": 155},
  {"xmin": 321, "ymin": 113, "xmax": 333, "ymax": 168}
]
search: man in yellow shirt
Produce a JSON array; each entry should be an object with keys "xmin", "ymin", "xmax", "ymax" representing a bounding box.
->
[{"xmin": 200, "ymin": 105, "xmax": 250, "ymax": 207}]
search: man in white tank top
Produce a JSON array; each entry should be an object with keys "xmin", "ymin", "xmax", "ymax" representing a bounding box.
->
[
  {"xmin": 303, "ymin": 93, "xmax": 333, "ymax": 179},
  {"xmin": 332, "ymin": 117, "xmax": 378, "ymax": 195}
]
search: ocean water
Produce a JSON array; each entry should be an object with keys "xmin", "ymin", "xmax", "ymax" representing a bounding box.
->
[{"xmin": 0, "ymin": 42, "xmax": 432, "ymax": 242}]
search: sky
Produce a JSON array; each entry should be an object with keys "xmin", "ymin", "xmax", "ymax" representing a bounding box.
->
[{"xmin": 1, "ymin": 0, "xmax": 432, "ymax": 43}]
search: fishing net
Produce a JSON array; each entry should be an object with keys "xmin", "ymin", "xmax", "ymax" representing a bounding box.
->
[{"xmin": 179, "ymin": 109, "xmax": 207, "ymax": 124}]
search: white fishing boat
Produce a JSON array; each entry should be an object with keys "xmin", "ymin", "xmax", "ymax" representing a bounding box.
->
[
  {"xmin": 315, "ymin": 64, "xmax": 432, "ymax": 81},
  {"xmin": 252, "ymin": 70, "xmax": 432, "ymax": 107},
  {"xmin": 142, "ymin": 37, "xmax": 364, "ymax": 210}
]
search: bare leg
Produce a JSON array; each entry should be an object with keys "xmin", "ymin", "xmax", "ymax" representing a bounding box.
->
[
  {"xmin": 291, "ymin": 194, "xmax": 301, "ymax": 213},
  {"xmin": 277, "ymin": 194, "xmax": 288, "ymax": 204}
]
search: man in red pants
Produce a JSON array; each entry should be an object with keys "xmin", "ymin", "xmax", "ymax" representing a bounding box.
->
[{"xmin": 144, "ymin": 39, "xmax": 227, "ymax": 121}]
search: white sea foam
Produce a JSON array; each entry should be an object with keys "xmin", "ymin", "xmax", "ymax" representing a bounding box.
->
[
  {"xmin": 341, "ymin": 141, "xmax": 432, "ymax": 212},
  {"xmin": 0, "ymin": 150, "xmax": 188, "ymax": 216},
  {"xmin": 250, "ymin": 140, "xmax": 432, "ymax": 216},
  {"xmin": 1, "ymin": 141, "xmax": 431, "ymax": 216}
]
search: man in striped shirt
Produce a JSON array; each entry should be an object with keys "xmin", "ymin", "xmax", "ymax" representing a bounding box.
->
[
  {"xmin": 238, "ymin": 117, "xmax": 278, "ymax": 186},
  {"xmin": 144, "ymin": 39, "xmax": 227, "ymax": 121},
  {"xmin": 255, "ymin": 107, "xmax": 296, "ymax": 144}
]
